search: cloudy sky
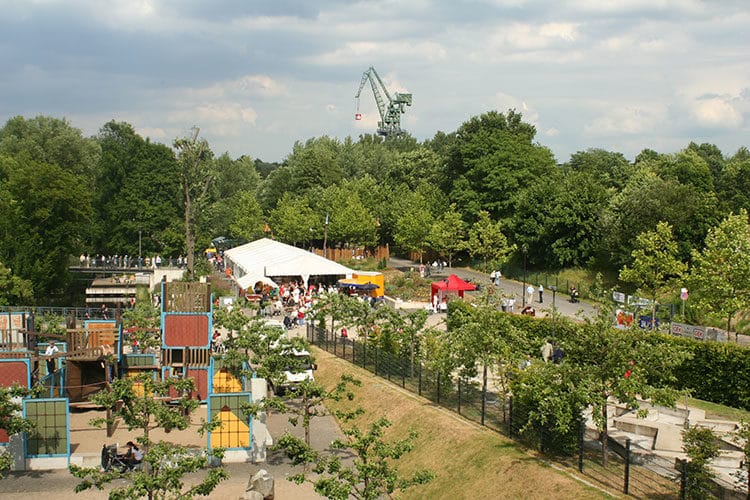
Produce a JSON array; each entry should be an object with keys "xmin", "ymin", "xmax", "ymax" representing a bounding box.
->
[{"xmin": 2, "ymin": 0, "xmax": 748, "ymax": 163}]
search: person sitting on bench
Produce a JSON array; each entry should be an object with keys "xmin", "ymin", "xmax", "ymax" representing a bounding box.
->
[{"xmin": 125, "ymin": 441, "xmax": 144, "ymax": 467}]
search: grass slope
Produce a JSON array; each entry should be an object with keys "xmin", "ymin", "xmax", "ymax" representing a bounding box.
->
[{"xmin": 314, "ymin": 348, "xmax": 608, "ymax": 499}]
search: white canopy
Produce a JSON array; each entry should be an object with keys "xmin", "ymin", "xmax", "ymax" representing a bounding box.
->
[
  {"xmin": 235, "ymin": 273, "xmax": 278, "ymax": 290},
  {"xmin": 225, "ymin": 238, "xmax": 354, "ymax": 288}
]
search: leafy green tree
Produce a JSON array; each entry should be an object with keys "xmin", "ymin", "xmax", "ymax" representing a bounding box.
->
[
  {"xmin": 276, "ymin": 416, "xmax": 434, "ymax": 500},
  {"xmin": 0, "ymin": 115, "xmax": 100, "ymax": 182},
  {"xmin": 269, "ymin": 192, "xmax": 318, "ymax": 246},
  {"xmin": 467, "ymin": 211, "xmax": 515, "ymax": 271},
  {"xmin": 619, "ymin": 222, "xmax": 687, "ymax": 322},
  {"xmin": 0, "ymin": 156, "xmax": 93, "ymax": 299},
  {"xmin": 393, "ymin": 192, "xmax": 433, "ymax": 263},
  {"xmin": 285, "ymin": 136, "xmax": 346, "ymax": 194},
  {"xmin": 428, "ymin": 203, "xmax": 466, "ymax": 267},
  {"xmin": 717, "ymin": 151, "xmax": 750, "ymax": 214},
  {"xmin": 0, "ymin": 385, "xmax": 37, "ymax": 476},
  {"xmin": 513, "ymin": 169, "xmax": 610, "ymax": 268},
  {"xmin": 0, "ymin": 261, "xmax": 33, "ymax": 305},
  {"xmin": 93, "ymin": 121, "xmax": 182, "ymax": 257},
  {"xmin": 199, "ymin": 154, "xmax": 261, "ymax": 243},
  {"xmin": 682, "ymin": 426, "xmax": 720, "ymax": 499},
  {"xmin": 689, "ymin": 210, "xmax": 750, "ymax": 335},
  {"xmin": 70, "ymin": 374, "xmax": 227, "ymax": 499},
  {"xmin": 445, "ymin": 109, "xmax": 556, "ymax": 221},
  {"xmin": 227, "ymin": 191, "xmax": 265, "ymax": 243},
  {"xmin": 601, "ymin": 166, "xmax": 719, "ymax": 269},
  {"xmin": 567, "ymin": 308, "xmax": 686, "ymax": 466},
  {"xmin": 567, "ymin": 148, "xmax": 631, "ymax": 190},
  {"xmin": 316, "ymin": 184, "xmax": 378, "ymax": 248},
  {"xmin": 249, "ymin": 375, "xmax": 362, "ymax": 448},
  {"xmin": 173, "ymin": 130, "xmax": 216, "ymax": 278}
]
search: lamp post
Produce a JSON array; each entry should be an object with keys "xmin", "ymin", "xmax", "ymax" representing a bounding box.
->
[
  {"xmin": 521, "ymin": 244, "xmax": 528, "ymax": 307},
  {"xmin": 550, "ymin": 285, "xmax": 557, "ymax": 343},
  {"xmin": 138, "ymin": 228, "xmax": 142, "ymax": 269}
]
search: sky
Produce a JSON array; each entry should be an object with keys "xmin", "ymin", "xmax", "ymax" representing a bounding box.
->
[{"xmin": 1, "ymin": 0, "xmax": 748, "ymax": 164}]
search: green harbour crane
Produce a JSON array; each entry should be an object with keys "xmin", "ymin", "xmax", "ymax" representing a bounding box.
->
[{"xmin": 354, "ymin": 66, "xmax": 412, "ymax": 137}]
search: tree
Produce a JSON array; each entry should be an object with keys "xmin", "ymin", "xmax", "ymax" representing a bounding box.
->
[
  {"xmin": 445, "ymin": 109, "xmax": 556, "ymax": 222},
  {"xmin": 393, "ymin": 192, "xmax": 433, "ymax": 263},
  {"xmin": 428, "ymin": 203, "xmax": 466, "ymax": 267},
  {"xmin": 269, "ymin": 192, "xmax": 318, "ymax": 246},
  {"xmin": 0, "ymin": 261, "xmax": 33, "ymax": 305},
  {"xmin": 689, "ymin": 210, "xmax": 750, "ymax": 336},
  {"xmin": 682, "ymin": 426, "xmax": 720, "ymax": 499},
  {"xmin": 0, "ymin": 385, "xmax": 36, "ymax": 476},
  {"xmin": 567, "ymin": 307, "xmax": 686, "ymax": 466},
  {"xmin": 227, "ymin": 191, "xmax": 265, "ymax": 243},
  {"xmin": 276, "ymin": 416, "xmax": 434, "ymax": 500},
  {"xmin": 619, "ymin": 222, "xmax": 687, "ymax": 323},
  {"xmin": 70, "ymin": 374, "xmax": 227, "ymax": 499},
  {"xmin": 173, "ymin": 129, "xmax": 216, "ymax": 278},
  {"xmin": 467, "ymin": 211, "xmax": 515, "ymax": 272},
  {"xmin": 249, "ymin": 375, "xmax": 362, "ymax": 448},
  {"xmin": 93, "ymin": 121, "xmax": 181, "ymax": 258},
  {"xmin": 0, "ymin": 157, "xmax": 93, "ymax": 299},
  {"xmin": 316, "ymin": 184, "xmax": 378, "ymax": 248}
]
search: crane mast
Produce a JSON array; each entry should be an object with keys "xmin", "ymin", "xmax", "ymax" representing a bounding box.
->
[{"xmin": 354, "ymin": 66, "xmax": 412, "ymax": 137}]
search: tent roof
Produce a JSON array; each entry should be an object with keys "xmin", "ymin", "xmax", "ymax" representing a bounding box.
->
[
  {"xmin": 224, "ymin": 238, "xmax": 354, "ymax": 282},
  {"xmin": 431, "ymin": 274, "xmax": 476, "ymax": 292}
]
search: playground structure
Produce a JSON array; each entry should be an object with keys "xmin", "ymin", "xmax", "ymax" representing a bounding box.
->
[{"xmin": 0, "ymin": 282, "xmax": 270, "ymax": 471}]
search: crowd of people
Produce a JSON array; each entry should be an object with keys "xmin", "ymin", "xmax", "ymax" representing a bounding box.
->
[{"xmin": 78, "ymin": 253, "xmax": 187, "ymax": 269}]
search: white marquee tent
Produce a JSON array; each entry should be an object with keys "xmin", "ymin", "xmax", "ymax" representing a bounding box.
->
[{"xmin": 224, "ymin": 238, "xmax": 355, "ymax": 290}]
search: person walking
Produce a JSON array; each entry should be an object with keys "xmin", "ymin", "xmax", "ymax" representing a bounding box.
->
[
  {"xmin": 538, "ymin": 284, "xmax": 544, "ymax": 303},
  {"xmin": 526, "ymin": 285, "xmax": 535, "ymax": 305}
]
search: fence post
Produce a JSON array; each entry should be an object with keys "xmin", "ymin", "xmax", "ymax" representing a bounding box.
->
[
  {"xmin": 457, "ymin": 377, "xmax": 462, "ymax": 415},
  {"xmin": 333, "ymin": 330, "xmax": 337, "ymax": 355},
  {"xmin": 624, "ymin": 438, "xmax": 631, "ymax": 495},
  {"xmin": 508, "ymin": 396, "xmax": 513, "ymax": 436},
  {"xmin": 481, "ymin": 365, "xmax": 487, "ymax": 426},
  {"xmin": 680, "ymin": 459, "xmax": 687, "ymax": 500},
  {"xmin": 342, "ymin": 338, "xmax": 346, "ymax": 360},
  {"xmin": 401, "ymin": 355, "xmax": 406, "ymax": 388},
  {"xmin": 578, "ymin": 418, "xmax": 585, "ymax": 473},
  {"xmin": 437, "ymin": 371, "xmax": 441, "ymax": 404},
  {"xmin": 418, "ymin": 363, "xmax": 422, "ymax": 396}
]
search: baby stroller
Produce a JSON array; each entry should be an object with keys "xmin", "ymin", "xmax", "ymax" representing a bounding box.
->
[{"xmin": 101, "ymin": 444, "xmax": 135, "ymax": 472}]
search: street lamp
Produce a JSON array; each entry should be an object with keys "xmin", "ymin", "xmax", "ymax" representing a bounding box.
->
[
  {"xmin": 323, "ymin": 213, "xmax": 329, "ymax": 259},
  {"xmin": 521, "ymin": 244, "xmax": 528, "ymax": 307}
]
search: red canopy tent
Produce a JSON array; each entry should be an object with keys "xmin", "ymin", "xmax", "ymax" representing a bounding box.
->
[{"xmin": 430, "ymin": 274, "xmax": 476, "ymax": 301}]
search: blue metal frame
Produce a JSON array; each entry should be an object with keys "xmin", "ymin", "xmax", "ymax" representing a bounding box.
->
[
  {"xmin": 22, "ymin": 397, "xmax": 70, "ymax": 463},
  {"xmin": 206, "ymin": 392, "xmax": 253, "ymax": 451}
]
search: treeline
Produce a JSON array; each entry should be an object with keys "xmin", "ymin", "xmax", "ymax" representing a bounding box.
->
[{"xmin": 0, "ymin": 112, "xmax": 749, "ymax": 304}]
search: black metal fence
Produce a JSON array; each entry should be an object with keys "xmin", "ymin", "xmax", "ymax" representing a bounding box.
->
[{"xmin": 308, "ymin": 323, "xmax": 744, "ymax": 499}]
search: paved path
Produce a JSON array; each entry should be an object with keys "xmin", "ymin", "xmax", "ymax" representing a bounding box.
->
[{"xmin": 389, "ymin": 257, "xmax": 597, "ymax": 321}]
